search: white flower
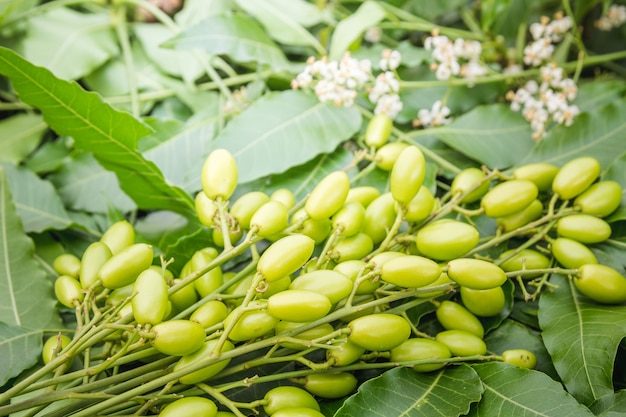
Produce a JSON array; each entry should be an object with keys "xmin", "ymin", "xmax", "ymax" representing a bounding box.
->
[
  {"xmin": 374, "ymin": 94, "xmax": 403, "ymax": 119},
  {"xmin": 553, "ymin": 104, "xmax": 580, "ymax": 126},
  {"xmin": 596, "ymin": 4, "xmax": 626, "ymax": 30},
  {"xmin": 364, "ymin": 27, "xmax": 382, "ymax": 43},
  {"xmin": 523, "ymin": 38, "xmax": 554, "ymax": 66},
  {"xmin": 417, "ymin": 100, "xmax": 452, "ymax": 128},
  {"xmin": 379, "ymin": 49, "xmax": 402, "ymax": 71}
]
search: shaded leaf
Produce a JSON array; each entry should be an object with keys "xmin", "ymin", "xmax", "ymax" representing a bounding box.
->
[
  {"xmin": 212, "ymin": 90, "xmax": 362, "ymax": 184},
  {"xmin": 538, "ymin": 274, "xmax": 626, "ymax": 405},
  {"xmin": 329, "ymin": 1, "xmax": 387, "ymax": 60},
  {"xmin": 0, "ymin": 113, "xmax": 46, "ymax": 164},
  {"xmin": 165, "ymin": 13, "xmax": 292, "ymax": 72},
  {"xmin": 591, "ymin": 391, "xmax": 626, "ymax": 415},
  {"xmin": 0, "ymin": 323, "xmax": 42, "ymax": 386},
  {"xmin": 13, "ymin": 7, "xmax": 118, "ymax": 80},
  {"xmin": 433, "ymin": 104, "xmax": 534, "ymax": 169},
  {"xmin": 0, "ymin": 47, "xmax": 198, "ymax": 220},
  {"xmin": 335, "ymin": 366, "xmax": 483, "ymax": 417},
  {"xmin": 468, "ymin": 362, "xmax": 594, "ymax": 417},
  {"xmin": 2, "ymin": 163, "xmax": 73, "ymax": 232},
  {"xmin": 0, "ymin": 166, "xmax": 61, "ymax": 329},
  {"xmin": 604, "ymin": 151, "xmax": 626, "ymax": 223}
]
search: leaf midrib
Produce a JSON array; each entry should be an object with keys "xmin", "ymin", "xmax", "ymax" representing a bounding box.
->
[{"xmin": 0, "ymin": 172, "xmax": 20, "ymax": 326}]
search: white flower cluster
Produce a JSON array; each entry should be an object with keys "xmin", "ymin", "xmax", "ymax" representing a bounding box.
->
[
  {"xmin": 423, "ymin": 31, "xmax": 488, "ymax": 82},
  {"xmin": 524, "ymin": 14, "xmax": 573, "ymax": 66},
  {"xmin": 291, "ymin": 50, "xmax": 404, "ymax": 119},
  {"xmin": 507, "ymin": 63, "xmax": 580, "ymax": 141},
  {"xmin": 596, "ymin": 4, "xmax": 626, "ymax": 31},
  {"xmin": 414, "ymin": 100, "xmax": 452, "ymax": 128}
]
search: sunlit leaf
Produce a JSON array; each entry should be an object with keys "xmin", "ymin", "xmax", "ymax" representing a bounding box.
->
[
  {"xmin": 0, "ymin": 324, "xmax": 42, "ymax": 387},
  {"xmin": 468, "ymin": 362, "xmax": 594, "ymax": 416},
  {"xmin": 329, "ymin": 1, "xmax": 387, "ymax": 60},
  {"xmin": 575, "ymin": 80, "xmax": 626, "ymax": 113},
  {"xmin": 335, "ymin": 366, "xmax": 483, "ymax": 417},
  {"xmin": 0, "ymin": 166, "xmax": 61, "ymax": 329},
  {"xmin": 0, "ymin": 114, "xmax": 46, "ymax": 164},
  {"xmin": 538, "ymin": 274, "xmax": 626, "ymax": 405}
]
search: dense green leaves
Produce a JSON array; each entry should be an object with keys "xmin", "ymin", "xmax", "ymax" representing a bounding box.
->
[
  {"xmin": 0, "ymin": 324, "xmax": 42, "ymax": 386},
  {"xmin": 538, "ymin": 274, "xmax": 626, "ymax": 405},
  {"xmin": 335, "ymin": 366, "xmax": 482, "ymax": 417},
  {"xmin": 0, "ymin": 113, "xmax": 46, "ymax": 164}
]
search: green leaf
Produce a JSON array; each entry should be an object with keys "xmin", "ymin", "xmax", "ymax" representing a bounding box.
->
[
  {"xmin": 468, "ymin": 362, "xmax": 595, "ymax": 417},
  {"xmin": 0, "ymin": 47, "xmax": 198, "ymax": 220},
  {"xmin": 538, "ymin": 274, "xmax": 626, "ymax": 405},
  {"xmin": 521, "ymin": 98, "xmax": 626, "ymax": 169},
  {"xmin": 2, "ymin": 163, "xmax": 73, "ymax": 232},
  {"xmin": 48, "ymin": 152, "xmax": 136, "ymax": 214},
  {"xmin": 0, "ymin": 323, "xmax": 42, "ymax": 387},
  {"xmin": 408, "ymin": 0, "xmax": 466, "ymax": 21},
  {"xmin": 329, "ymin": 1, "xmax": 387, "ymax": 60},
  {"xmin": 13, "ymin": 7, "xmax": 118, "ymax": 80},
  {"xmin": 591, "ymin": 391, "xmax": 626, "ymax": 415},
  {"xmin": 212, "ymin": 90, "xmax": 362, "ymax": 183},
  {"xmin": 432, "ymin": 104, "xmax": 534, "ymax": 169},
  {"xmin": 575, "ymin": 80, "xmax": 626, "ymax": 113},
  {"xmin": 233, "ymin": 0, "xmax": 325, "ymax": 54},
  {"xmin": 0, "ymin": 166, "xmax": 61, "ymax": 329},
  {"xmin": 335, "ymin": 366, "xmax": 483, "ymax": 417},
  {"xmin": 604, "ymin": 151, "xmax": 626, "ymax": 223},
  {"xmin": 165, "ymin": 13, "xmax": 292, "ymax": 72},
  {"xmin": 174, "ymin": 0, "xmax": 233, "ymax": 28},
  {"xmin": 0, "ymin": 113, "xmax": 46, "ymax": 164}
]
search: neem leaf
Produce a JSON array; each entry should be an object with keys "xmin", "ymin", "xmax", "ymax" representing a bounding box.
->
[
  {"xmin": 468, "ymin": 362, "xmax": 594, "ymax": 417},
  {"xmin": 538, "ymin": 274, "xmax": 626, "ymax": 405},
  {"xmin": 329, "ymin": 1, "xmax": 387, "ymax": 60},
  {"xmin": 0, "ymin": 323, "xmax": 42, "ymax": 387},
  {"xmin": 0, "ymin": 47, "xmax": 197, "ymax": 220},
  {"xmin": 335, "ymin": 366, "xmax": 483, "ymax": 417}
]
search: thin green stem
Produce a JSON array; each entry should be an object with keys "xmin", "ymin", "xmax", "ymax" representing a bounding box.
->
[{"xmin": 113, "ymin": 6, "xmax": 140, "ymax": 117}]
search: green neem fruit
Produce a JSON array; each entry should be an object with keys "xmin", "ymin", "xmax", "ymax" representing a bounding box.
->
[
  {"xmin": 334, "ymin": 259, "xmax": 379, "ymax": 295},
  {"xmin": 212, "ymin": 227, "xmax": 243, "ymax": 248},
  {"xmin": 230, "ymin": 191, "xmax": 270, "ymax": 230},
  {"xmin": 552, "ymin": 157, "xmax": 601, "ymax": 200},
  {"xmin": 263, "ymin": 386, "xmax": 320, "ymax": 416},
  {"xmin": 223, "ymin": 300, "xmax": 278, "ymax": 341},
  {"xmin": 404, "ymin": 186, "xmax": 435, "ymax": 223},
  {"xmin": 375, "ymin": 142, "xmax": 409, "ymax": 171},
  {"xmin": 291, "ymin": 208, "xmax": 332, "ymax": 244},
  {"xmin": 460, "ymin": 286, "xmax": 506, "ymax": 317},
  {"xmin": 381, "ymin": 255, "xmax": 441, "ymax": 288},
  {"xmin": 451, "ymin": 167, "xmax": 490, "ymax": 203},
  {"xmin": 158, "ymin": 397, "xmax": 217, "ymax": 417},
  {"xmin": 348, "ymin": 314, "xmax": 411, "ymax": 351},
  {"xmin": 257, "ymin": 235, "xmax": 315, "ymax": 282},
  {"xmin": 106, "ymin": 284, "xmax": 133, "ymax": 307},
  {"xmin": 574, "ymin": 181, "xmax": 622, "ymax": 217},
  {"xmin": 195, "ymin": 191, "xmax": 218, "ymax": 227},
  {"xmin": 346, "ymin": 186, "xmax": 381, "ymax": 208},
  {"xmin": 327, "ymin": 340, "xmax": 366, "ymax": 366},
  {"xmin": 305, "ymin": 171, "xmax": 350, "ymax": 220},
  {"xmin": 362, "ymin": 192, "xmax": 397, "ymax": 244},
  {"xmin": 332, "ymin": 202, "xmax": 365, "ymax": 236},
  {"xmin": 390, "ymin": 145, "xmax": 426, "ymax": 204},
  {"xmin": 188, "ymin": 248, "xmax": 223, "ymax": 298},
  {"xmin": 42, "ymin": 334, "xmax": 72, "ymax": 364},
  {"xmin": 303, "ymin": 372, "xmax": 358, "ymax": 399},
  {"xmin": 79, "ymin": 241, "xmax": 112, "ymax": 289},
  {"xmin": 290, "ymin": 270, "xmax": 353, "ymax": 304},
  {"xmin": 556, "ymin": 214, "xmax": 612, "ymax": 244},
  {"xmin": 54, "ymin": 275, "xmax": 84, "ymax": 308},
  {"xmin": 481, "ymin": 179, "xmax": 538, "ymax": 218},
  {"xmin": 447, "ymin": 258, "xmax": 507, "ymax": 290},
  {"xmin": 513, "ymin": 162, "xmax": 559, "ymax": 192},
  {"xmin": 435, "ymin": 330, "xmax": 487, "ymax": 356},
  {"xmin": 151, "ymin": 320, "xmax": 206, "ymax": 356},
  {"xmin": 415, "ymin": 219, "xmax": 479, "ymax": 261},
  {"xmin": 174, "ymin": 339, "xmax": 234, "ymax": 385},
  {"xmin": 100, "ymin": 220, "xmax": 135, "ymax": 255},
  {"xmin": 271, "ymin": 188, "xmax": 296, "ymax": 210},
  {"xmin": 267, "ymin": 290, "xmax": 332, "ymax": 322},
  {"xmin": 201, "ymin": 148, "xmax": 238, "ymax": 200},
  {"xmin": 53, "ymin": 253, "xmax": 81, "ymax": 279},
  {"xmin": 551, "ymin": 237, "xmax": 598, "ymax": 269},
  {"xmin": 415, "ymin": 272, "xmax": 454, "ymax": 299},
  {"xmin": 190, "ymin": 300, "xmax": 229, "ymax": 329},
  {"xmin": 367, "ymin": 251, "xmax": 406, "ymax": 268},
  {"xmin": 365, "ymin": 113, "xmax": 393, "ymax": 148},
  {"xmin": 501, "ymin": 349, "xmax": 537, "ymax": 369},
  {"xmin": 498, "ymin": 248, "xmax": 550, "ymax": 278},
  {"xmin": 271, "ymin": 408, "xmax": 325, "ymax": 417},
  {"xmin": 496, "ymin": 199, "xmax": 543, "ymax": 232},
  {"xmin": 250, "ymin": 200, "xmax": 289, "ymax": 237},
  {"xmin": 132, "ymin": 268, "xmax": 169, "ymax": 325},
  {"xmin": 169, "ymin": 279, "xmax": 199, "ymax": 313},
  {"xmin": 575, "ymin": 264, "xmax": 626, "ymax": 304},
  {"xmin": 275, "ymin": 322, "xmax": 335, "ymax": 350},
  {"xmin": 390, "ymin": 338, "xmax": 451, "ymax": 372},
  {"xmin": 436, "ymin": 300, "xmax": 484, "ymax": 338},
  {"xmin": 328, "ymin": 232, "xmax": 374, "ymax": 263},
  {"xmin": 99, "ymin": 243, "xmax": 153, "ymax": 289}
]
